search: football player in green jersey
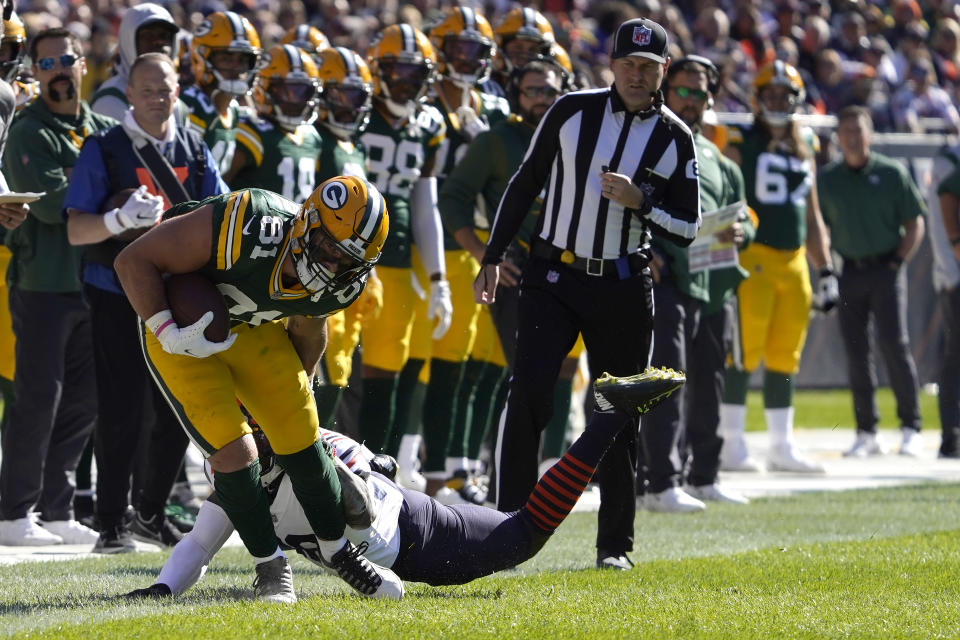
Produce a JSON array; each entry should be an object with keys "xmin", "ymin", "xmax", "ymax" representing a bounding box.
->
[
  {"xmin": 416, "ymin": 7, "xmax": 511, "ymax": 500},
  {"xmin": 114, "ymin": 177, "xmax": 402, "ymax": 603},
  {"xmin": 718, "ymin": 61, "xmax": 836, "ymax": 474},
  {"xmin": 181, "ymin": 11, "xmax": 261, "ymax": 175},
  {"xmin": 225, "ymin": 44, "xmax": 322, "ymax": 200},
  {"xmin": 311, "ymin": 46, "xmax": 379, "ymax": 427},
  {"xmin": 358, "ymin": 24, "xmax": 453, "ymax": 463}
]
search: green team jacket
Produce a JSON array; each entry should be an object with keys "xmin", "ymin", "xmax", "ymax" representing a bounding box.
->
[
  {"xmin": 438, "ymin": 115, "xmax": 540, "ymax": 248},
  {"xmin": 2, "ymin": 99, "xmax": 115, "ymax": 292}
]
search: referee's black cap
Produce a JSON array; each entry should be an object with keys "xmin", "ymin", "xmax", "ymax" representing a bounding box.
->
[{"xmin": 610, "ymin": 18, "xmax": 669, "ymax": 64}]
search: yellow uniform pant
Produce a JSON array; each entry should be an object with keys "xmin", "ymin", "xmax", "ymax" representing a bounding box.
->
[
  {"xmin": 0, "ymin": 247, "xmax": 15, "ymax": 381},
  {"xmin": 360, "ymin": 265, "xmax": 418, "ymax": 373},
  {"xmin": 143, "ymin": 320, "xmax": 318, "ymax": 456},
  {"xmin": 734, "ymin": 243, "xmax": 812, "ymax": 374}
]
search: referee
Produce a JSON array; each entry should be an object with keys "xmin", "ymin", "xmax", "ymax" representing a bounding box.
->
[{"xmin": 474, "ymin": 18, "xmax": 700, "ymax": 570}]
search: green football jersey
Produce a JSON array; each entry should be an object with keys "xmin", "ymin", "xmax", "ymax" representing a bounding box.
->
[
  {"xmin": 429, "ymin": 87, "xmax": 510, "ymax": 249},
  {"xmin": 181, "ymin": 85, "xmax": 239, "ymax": 176},
  {"xmin": 732, "ymin": 125, "xmax": 818, "ymax": 250},
  {"xmin": 316, "ymin": 129, "xmax": 366, "ymax": 182},
  {"xmin": 168, "ymin": 189, "xmax": 364, "ymax": 326},
  {"xmin": 359, "ymin": 104, "xmax": 446, "ymax": 267},
  {"xmin": 438, "ymin": 116, "xmax": 539, "ymax": 247},
  {"xmin": 232, "ymin": 116, "xmax": 322, "ymax": 202}
]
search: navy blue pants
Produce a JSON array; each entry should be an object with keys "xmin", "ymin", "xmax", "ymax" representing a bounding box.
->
[{"xmin": 392, "ymin": 487, "xmax": 533, "ymax": 586}]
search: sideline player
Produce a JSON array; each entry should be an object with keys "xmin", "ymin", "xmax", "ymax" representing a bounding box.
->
[
  {"xmin": 114, "ymin": 176, "xmax": 399, "ymax": 603},
  {"xmin": 124, "ymin": 368, "xmax": 685, "ymax": 596}
]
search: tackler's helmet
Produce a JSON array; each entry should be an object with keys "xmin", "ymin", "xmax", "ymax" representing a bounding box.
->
[
  {"xmin": 190, "ymin": 11, "xmax": 262, "ymax": 96},
  {"xmin": 428, "ymin": 6, "xmax": 495, "ymax": 89},
  {"xmin": 280, "ymin": 25, "xmax": 330, "ymax": 57},
  {"xmin": 0, "ymin": 11, "xmax": 25, "ymax": 83},
  {"xmin": 494, "ymin": 8, "xmax": 554, "ymax": 73},
  {"xmin": 315, "ymin": 46, "xmax": 374, "ymax": 139},
  {"xmin": 752, "ymin": 60, "xmax": 805, "ymax": 127},
  {"xmin": 367, "ymin": 23, "xmax": 436, "ymax": 118},
  {"xmin": 253, "ymin": 44, "xmax": 320, "ymax": 130},
  {"xmin": 290, "ymin": 175, "xmax": 389, "ymax": 293}
]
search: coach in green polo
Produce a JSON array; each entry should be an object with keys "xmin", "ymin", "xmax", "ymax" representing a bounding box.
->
[{"xmin": 817, "ymin": 105, "xmax": 926, "ymax": 459}]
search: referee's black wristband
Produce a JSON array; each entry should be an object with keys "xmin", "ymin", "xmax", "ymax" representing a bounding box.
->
[{"xmin": 627, "ymin": 199, "xmax": 653, "ymax": 219}]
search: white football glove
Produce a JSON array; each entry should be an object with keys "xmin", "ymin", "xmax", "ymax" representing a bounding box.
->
[
  {"xmin": 456, "ymin": 106, "xmax": 489, "ymax": 141},
  {"xmin": 813, "ymin": 268, "xmax": 839, "ymax": 313},
  {"xmin": 428, "ymin": 280, "xmax": 453, "ymax": 339},
  {"xmin": 145, "ymin": 309, "xmax": 237, "ymax": 358},
  {"xmin": 104, "ymin": 185, "xmax": 165, "ymax": 235}
]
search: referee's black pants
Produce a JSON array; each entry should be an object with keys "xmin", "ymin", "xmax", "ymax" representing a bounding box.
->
[
  {"xmin": 495, "ymin": 255, "xmax": 653, "ymax": 555},
  {"xmin": 86, "ymin": 285, "xmax": 189, "ymax": 528}
]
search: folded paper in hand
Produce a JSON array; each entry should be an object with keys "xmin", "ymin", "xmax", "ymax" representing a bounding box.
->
[{"xmin": 0, "ymin": 191, "xmax": 45, "ymax": 204}]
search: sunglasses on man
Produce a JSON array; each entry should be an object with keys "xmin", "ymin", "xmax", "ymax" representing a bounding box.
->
[
  {"xmin": 36, "ymin": 53, "xmax": 80, "ymax": 71},
  {"xmin": 671, "ymin": 86, "xmax": 708, "ymax": 101},
  {"xmin": 519, "ymin": 85, "xmax": 560, "ymax": 99}
]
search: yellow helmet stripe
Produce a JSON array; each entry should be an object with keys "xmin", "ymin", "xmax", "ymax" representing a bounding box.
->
[
  {"xmin": 225, "ymin": 11, "xmax": 245, "ymax": 41},
  {"xmin": 461, "ymin": 7, "xmax": 475, "ymax": 32},
  {"xmin": 399, "ymin": 23, "xmax": 416, "ymax": 54},
  {"xmin": 358, "ymin": 180, "xmax": 384, "ymax": 243},
  {"xmin": 336, "ymin": 46, "xmax": 357, "ymax": 78},
  {"xmin": 283, "ymin": 44, "xmax": 301, "ymax": 72}
]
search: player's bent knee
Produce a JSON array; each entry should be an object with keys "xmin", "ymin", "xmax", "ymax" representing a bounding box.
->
[{"xmin": 209, "ymin": 434, "xmax": 259, "ymax": 473}]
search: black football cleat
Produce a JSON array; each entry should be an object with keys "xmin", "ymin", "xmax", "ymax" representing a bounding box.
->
[{"xmin": 593, "ymin": 367, "xmax": 686, "ymax": 416}]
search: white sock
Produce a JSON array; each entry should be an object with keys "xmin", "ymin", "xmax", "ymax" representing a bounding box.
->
[
  {"xmin": 445, "ymin": 457, "xmax": 468, "ymax": 475},
  {"xmin": 318, "ymin": 536, "xmax": 348, "ymax": 561},
  {"xmin": 397, "ymin": 434, "xmax": 422, "ymax": 469},
  {"xmin": 719, "ymin": 404, "xmax": 747, "ymax": 439},
  {"xmin": 765, "ymin": 407, "xmax": 794, "ymax": 447},
  {"xmin": 253, "ymin": 546, "xmax": 285, "ymax": 565},
  {"xmin": 422, "ymin": 471, "xmax": 447, "ymax": 481}
]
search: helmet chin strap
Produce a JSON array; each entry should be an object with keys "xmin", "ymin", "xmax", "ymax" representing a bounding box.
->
[{"xmin": 384, "ymin": 98, "xmax": 415, "ymax": 119}]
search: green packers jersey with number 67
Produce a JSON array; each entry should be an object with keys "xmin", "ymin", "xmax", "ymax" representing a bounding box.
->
[
  {"xmin": 166, "ymin": 188, "xmax": 367, "ymax": 325},
  {"xmin": 360, "ymin": 104, "xmax": 445, "ymax": 267}
]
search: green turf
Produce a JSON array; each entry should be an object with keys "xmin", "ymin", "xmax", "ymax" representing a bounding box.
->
[
  {"xmin": 3, "ymin": 483, "xmax": 960, "ymax": 639},
  {"xmin": 744, "ymin": 387, "xmax": 939, "ymax": 432}
]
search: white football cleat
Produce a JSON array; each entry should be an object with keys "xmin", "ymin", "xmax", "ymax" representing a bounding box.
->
[
  {"xmin": 899, "ymin": 427, "xmax": 923, "ymax": 457},
  {"xmin": 643, "ymin": 487, "xmax": 706, "ymax": 513},
  {"xmin": 719, "ymin": 435, "xmax": 762, "ymax": 472},
  {"xmin": 0, "ymin": 517, "xmax": 63, "ymax": 546},
  {"xmin": 253, "ymin": 556, "xmax": 297, "ymax": 604},
  {"xmin": 843, "ymin": 431, "xmax": 887, "ymax": 458},
  {"xmin": 685, "ymin": 483, "xmax": 749, "ymax": 505},
  {"xmin": 767, "ymin": 442, "xmax": 825, "ymax": 473},
  {"xmin": 40, "ymin": 519, "xmax": 99, "ymax": 544}
]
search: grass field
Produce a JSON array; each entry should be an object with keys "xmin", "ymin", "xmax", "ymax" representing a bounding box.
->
[
  {"xmin": 2, "ymin": 483, "xmax": 959, "ymax": 639},
  {"xmin": 745, "ymin": 387, "xmax": 939, "ymax": 432},
  {"xmin": 1, "ymin": 387, "xmax": 953, "ymax": 639}
]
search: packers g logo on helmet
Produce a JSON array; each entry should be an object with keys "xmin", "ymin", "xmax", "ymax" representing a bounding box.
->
[
  {"xmin": 494, "ymin": 8, "xmax": 555, "ymax": 73},
  {"xmin": 752, "ymin": 60, "xmax": 806, "ymax": 127},
  {"xmin": 290, "ymin": 175, "xmax": 389, "ymax": 293},
  {"xmin": 190, "ymin": 11, "xmax": 262, "ymax": 96},
  {"xmin": 253, "ymin": 44, "xmax": 320, "ymax": 130},
  {"xmin": 368, "ymin": 23, "xmax": 436, "ymax": 118},
  {"xmin": 280, "ymin": 25, "xmax": 330, "ymax": 56},
  {"xmin": 315, "ymin": 46, "xmax": 373, "ymax": 140},
  {"xmin": 0, "ymin": 11, "xmax": 25, "ymax": 83},
  {"xmin": 428, "ymin": 7, "xmax": 495, "ymax": 89}
]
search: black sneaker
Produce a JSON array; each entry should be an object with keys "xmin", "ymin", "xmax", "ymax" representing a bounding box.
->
[
  {"xmin": 322, "ymin": 540, "xmax": 405, "ymax": 599},
  {"xmin": 93, "ymin": 524, "xmax": 137, "ymax": 554},
  {"xmin": 129, "ymin": 511, "xmax": 183, "ymax": 547}
]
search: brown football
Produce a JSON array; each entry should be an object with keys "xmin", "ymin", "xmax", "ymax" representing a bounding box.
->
[
  {"xmin": 102, "ymin": 187, "xmax": 161, "ymax": 242},
  {"xmin": 165, "ymin": 273, "xmax": 231, "ymax": 343}
]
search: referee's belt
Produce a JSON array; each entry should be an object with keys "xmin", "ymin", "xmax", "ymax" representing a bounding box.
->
[{"xmin": 530, "ymin": 239, "xmax": 649, "ymax": 278}]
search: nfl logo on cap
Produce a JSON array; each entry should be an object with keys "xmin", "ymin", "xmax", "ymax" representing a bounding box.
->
[{"xmin": 633, "ymin": 25, "xmax": 652, "ymax": 46}]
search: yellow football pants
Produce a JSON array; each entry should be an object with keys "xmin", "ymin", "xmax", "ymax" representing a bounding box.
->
[
  {"xmin": 143, "ymin": 320, "xmax": 318, "ymax": 456},
  {"xmin": 735, "ymin": 243, "xmax": 812, "ymax": 374}
]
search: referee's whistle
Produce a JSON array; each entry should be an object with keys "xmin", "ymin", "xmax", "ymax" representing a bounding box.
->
[{"xmin": 601, "ymin": 164, "xmax": 611, "ymax": 173}]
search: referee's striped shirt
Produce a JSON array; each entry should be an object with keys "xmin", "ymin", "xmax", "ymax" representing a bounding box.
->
[{"xmin": 483, "ymin": 87, "xmax": 701, "ymax": 263}]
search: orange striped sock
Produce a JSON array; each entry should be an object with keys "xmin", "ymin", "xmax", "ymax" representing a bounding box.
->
[{"xmin": 521, "ymin": 452, "xmax": 595, "ymax": 535}]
